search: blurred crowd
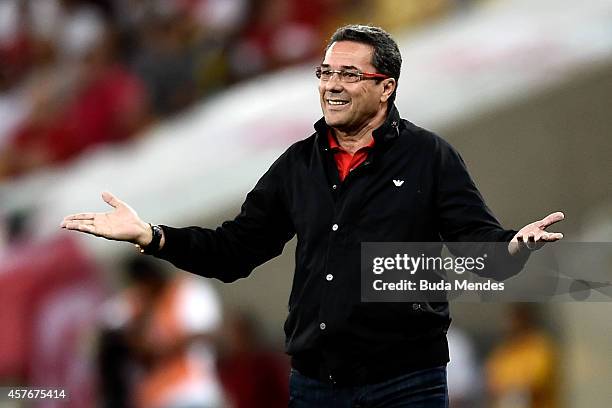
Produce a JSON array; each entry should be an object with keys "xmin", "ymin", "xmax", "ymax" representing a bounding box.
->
[{"xmin": 0, "ymin": 0, "xmax": 474, "ymax": 181}]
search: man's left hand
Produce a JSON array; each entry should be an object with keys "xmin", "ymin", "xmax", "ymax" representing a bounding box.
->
[{"xmin": 508, "ymin": 211, "xmax": 565, "ymax": 256}]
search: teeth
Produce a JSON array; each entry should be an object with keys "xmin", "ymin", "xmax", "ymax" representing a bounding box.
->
[{"xmin": 328, "ymin": 100, "xmax": 348, "ymax": 105}]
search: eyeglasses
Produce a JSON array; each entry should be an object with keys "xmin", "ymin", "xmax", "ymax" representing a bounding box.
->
[{"xmin": 315, "ymin": 66, "xmax": 389, "ymax": 83}]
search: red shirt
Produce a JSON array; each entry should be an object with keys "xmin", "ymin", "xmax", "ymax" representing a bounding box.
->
[{"xmin": 327, "ymin": 131, "xmax": 375, "ymax": 181}]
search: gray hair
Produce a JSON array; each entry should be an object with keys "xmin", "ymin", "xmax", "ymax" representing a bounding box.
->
[{"xmin": 326, "ymin": 25, "xmax": 402, "ymax": 104}]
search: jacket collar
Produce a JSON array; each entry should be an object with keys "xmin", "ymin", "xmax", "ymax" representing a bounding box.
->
[{"xmin": 314, "ymin": 104, "xmax": 401, "ymax": 148}]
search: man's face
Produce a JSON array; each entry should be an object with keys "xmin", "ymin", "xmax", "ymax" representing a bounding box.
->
[{"xmin": 319, "ymin": 41, "xmax": 392, "ymax": 133}]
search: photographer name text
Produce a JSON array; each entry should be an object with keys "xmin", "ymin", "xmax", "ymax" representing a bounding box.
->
[{"xmin": 373, "ymin": 279, "xmax": 504, "ymax": 291}]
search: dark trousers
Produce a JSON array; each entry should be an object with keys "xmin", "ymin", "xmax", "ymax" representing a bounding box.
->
[{"xmin": 289, "ymin": 365, "xmax": 448, "ymax": 408}]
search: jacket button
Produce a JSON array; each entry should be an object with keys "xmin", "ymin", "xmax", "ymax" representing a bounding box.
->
[
  {"xmin": 326, "ymin": 274, "xmax": 333, "ymax": 281},
  {"xmin": 332, "ymin": 224, "xmax": 339, "ymax": 231},
  {"xmin": 319, "ymin": 322, "xmax": 326, "ymax": 330},
  {"xmin": 332, "ymin": 184, "xmax": 337, "ymax": 190}
]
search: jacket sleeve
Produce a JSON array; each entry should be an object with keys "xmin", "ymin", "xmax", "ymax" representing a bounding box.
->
[
  {"xmin": 434, "ymin": 137, "xmax": 529, "ymax": 279},
  {"xmin": 154, "ymin": 154, "xmax": 295, "ymax": 282}
]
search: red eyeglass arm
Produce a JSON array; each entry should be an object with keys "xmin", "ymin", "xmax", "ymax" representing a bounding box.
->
[{"xmin": 361, "ymin": 72, "xmax": 389, "ymax": 79}]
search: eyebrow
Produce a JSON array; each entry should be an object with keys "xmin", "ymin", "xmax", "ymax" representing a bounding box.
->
[{"xmin": 320, "ymin": 64, "xmax": 360, "ymax": 70}]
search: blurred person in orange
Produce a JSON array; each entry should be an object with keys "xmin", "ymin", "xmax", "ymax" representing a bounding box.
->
[
  {"xmin": 485, "ymin": 304, "xmax": 559, "ymax": 408},
  {"xmin": 62, "ymin": 24, "xmax": 565, "ymax": 407},
  {"xmin": 98, "ymin": 257, "xmax": 225, "ymax": 408}
]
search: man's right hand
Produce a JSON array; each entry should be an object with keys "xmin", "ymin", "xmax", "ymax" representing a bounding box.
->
[{"xmin": 60, "ymin": 191, "xmax": 153, "ymax": 246}]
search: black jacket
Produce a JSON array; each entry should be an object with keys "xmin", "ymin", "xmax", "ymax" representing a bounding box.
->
[{"xmin": 156, "ymin": 105, "xmax": 519, "ymax": 385}]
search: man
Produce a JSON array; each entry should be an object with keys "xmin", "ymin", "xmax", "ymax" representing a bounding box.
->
[
  {"xmin": 485, "ymin": 304, "xmax": 559, "ymax": 408},
  {"xmin": 62, "ymin": 25, "xmax": 564, "ymax": 407},
  {"xmin": 98, "ymin": 258, "xmax": 225, "ymax": 408}
]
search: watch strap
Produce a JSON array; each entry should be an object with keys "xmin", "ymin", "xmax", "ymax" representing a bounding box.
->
[{"xmin": 139, "ymin": 223, "xmax": 162, "ymax": 255}]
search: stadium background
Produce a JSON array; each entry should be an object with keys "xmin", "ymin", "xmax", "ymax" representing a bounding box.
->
[{"xmin": 1, "ymin": 0, "xmax": 611, "ymax": 406}]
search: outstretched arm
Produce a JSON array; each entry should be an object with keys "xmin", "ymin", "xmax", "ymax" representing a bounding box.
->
[
  {"xmin": 60, "ymin": 191, "xmax": 159, "ymax": 248},
  {"xmin": 507, "ymin": 211, "xmax": 564, "ymax": 255},
  {"xmin": 60, "ymin": 153, "xmax": 295, "ymax": 282}
]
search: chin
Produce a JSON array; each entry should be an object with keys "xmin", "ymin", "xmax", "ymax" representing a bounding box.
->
[
  {"xmin": 324, "ymin": 113, "xmax": 347, "ymax": 128},
  {"xmin": 325, "ymin": 119, "xmax": 346, "ymax": 130}
]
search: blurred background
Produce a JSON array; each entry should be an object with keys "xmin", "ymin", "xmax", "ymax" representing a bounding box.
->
[{"xmin": 1, "ymin": 0, "xmax": 611, "ymax": 407}]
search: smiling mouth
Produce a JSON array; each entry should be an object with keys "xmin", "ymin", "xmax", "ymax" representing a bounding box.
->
[{"xmin": 326, "ymin": 99, "xmax": 349, "ymax": 106}]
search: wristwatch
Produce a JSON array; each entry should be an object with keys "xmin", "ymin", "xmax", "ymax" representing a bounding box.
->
[{"xmin": 138, "ymin": 223, "xmax": 163, "ymax": 254}]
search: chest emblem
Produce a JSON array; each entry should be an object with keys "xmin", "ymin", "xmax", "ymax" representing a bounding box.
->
[{"xmin": 393, "ymin": 179, "xmax": 405, "ymax": 187}]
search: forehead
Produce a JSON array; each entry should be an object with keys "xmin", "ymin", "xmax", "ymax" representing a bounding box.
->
[{"xmin": 322, "ymin": 41, "xmax": 375, "ymax": 70}]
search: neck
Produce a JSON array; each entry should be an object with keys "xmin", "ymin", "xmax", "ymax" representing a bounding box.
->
[{"xmin": 333, "ymin": 105, "xmax": 388, "ymax": 154}]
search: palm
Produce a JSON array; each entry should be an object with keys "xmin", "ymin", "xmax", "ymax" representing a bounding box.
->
[
  {"xmin": 61, "ymin": 191, "xmax": 149, "ymax": 244},
  {"xmin": 508, "ymin": 211, "xmax": 565, "ymax": 255},
  {"xmin": 94, "ymin": 203, "xmax": 141, "ymax": 240}
]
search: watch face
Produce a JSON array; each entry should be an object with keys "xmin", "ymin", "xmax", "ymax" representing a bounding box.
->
[
  {"xmin": 143, "ymin": 225, "xmax": 162, "ymax": 254},
  {"xmin": 152, "ymin": 225, "xmax": 162, "ymax": 241}
]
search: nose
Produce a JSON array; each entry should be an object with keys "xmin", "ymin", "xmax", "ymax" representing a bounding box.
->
[{"xmin": 324, "ymin": 73, "xmax": 343, "ymax": 92}]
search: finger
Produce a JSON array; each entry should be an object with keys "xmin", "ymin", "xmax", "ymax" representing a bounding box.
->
[
  {"xmin": 63, "ymin": 221, "xmax": 96, "ymax": 234},
  {"xmin": 62, "ymin": 213, "xmax": 96, "ymax": 221},
  {"xmin": 527, "ymin": 231, "xmax": 564, "ymax": 251},
  {"xmin": 60, "ymin": 214, "xmax": 96, "ymax": 228},
  {"xmin": 62, "ymin": 219, "xmax": 94, "ymax": 226},
  {"xmin": 526, "ymin": 233, "xmax": 536, "ymax": 250},
  {"xmin": 77, "ymin": 223, "xmax": 96, "ymax": 234},
  {"xmin": 516, "ymin": 235, "xmax": 528, "ymax": 252},
  {"xmin": 102, "ymin": 191, "xmax": 122, "ymax": 209},
  {"xmin": 539, "ymin": 232, "xmax": 564, "ymax": 241},
  {"xmin": 539, "ymin": 211, "xmax": 565, "ymax": 229}
]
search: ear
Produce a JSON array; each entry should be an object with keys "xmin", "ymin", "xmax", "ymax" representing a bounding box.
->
[{"xmin": 379, "ymin": 78, "xmax": 396, "ymax": 103}]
